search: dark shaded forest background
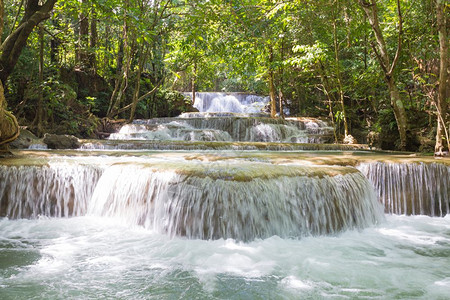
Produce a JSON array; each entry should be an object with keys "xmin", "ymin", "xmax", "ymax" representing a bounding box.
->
[{"xmin": 0, "ymin": 0, "xmax": 448, "ymax": 152}]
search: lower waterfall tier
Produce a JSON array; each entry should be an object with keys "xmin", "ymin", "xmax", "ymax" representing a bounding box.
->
[
  {"xmin": 1, "ymin": 151, "xmax": 448, "ymax": 241},
  {"xmin": 0, "ymin": 159, "xmax": 383, "ymax": 241}
]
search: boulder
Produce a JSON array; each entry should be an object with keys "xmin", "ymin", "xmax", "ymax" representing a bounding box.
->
[
  {"xmin": 43, "ymin": 133, "xmax": 81, "ymax": 149},
  {"xmin": 10, "ymin": 129, "xmax": 40, "ymax": 149}
]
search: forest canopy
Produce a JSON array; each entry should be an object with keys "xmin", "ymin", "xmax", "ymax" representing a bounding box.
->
[{"xmin": 0, "ymin": 0, "xmax": 448, "ymax": 152}]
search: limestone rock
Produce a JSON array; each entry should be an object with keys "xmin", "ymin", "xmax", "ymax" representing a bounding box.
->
[
  {"xmin": 10, "ymin": 129, "xmax": 40, "ymax": 149},
  {"xmin": 43, "ymin": 133, "xmax": 81, "ymax": 149},
  {"xmin": 343, "ymin": 134, "xmax": 357, "ymax": 145}
]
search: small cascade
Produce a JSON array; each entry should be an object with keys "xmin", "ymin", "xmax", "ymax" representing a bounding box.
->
[
  {"xmin": 358, "ymin": 162, "xmax": 450, "ymax": 216},
  {"xmin": 99, "ymin": 92, "xmax": 333, "ymax": 148},
  {"xmin": 188, "ymin": 92, "xmax": 269, "ymax": 114},
  {"xmin": 87, "ymin": 162, "xmax": 384, "ymax": 241},
  {"xmin": 0, "ymin": 164, "xmax": 102, "ymax": 219},
  {"xmin": 106, "ymin": 116, "xmax": 333, "ymax": 145}
]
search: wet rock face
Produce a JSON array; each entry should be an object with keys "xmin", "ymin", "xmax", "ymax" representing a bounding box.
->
[{"xmin": 43, "ymin": 133, "xmax": 81, "ymax": 149}]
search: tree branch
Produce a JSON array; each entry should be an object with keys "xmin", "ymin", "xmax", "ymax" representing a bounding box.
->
[{"xmin": 388, "ymin": 0, "xmax": 402, "ymax": 76}]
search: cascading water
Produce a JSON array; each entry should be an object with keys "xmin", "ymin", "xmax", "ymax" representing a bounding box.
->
[
  {"xmin": 105, "ymin": 116, "xmax": 333, "ymax": 145},
  {"xmin": 87, "ymin": 162, "xmax": 383, "ymax": 241},
  {"xmin": 188, "ymin": 92, "xmax": 269, "ymax": 114},
  {"xmin": 0, "ymin": 163, "xmax": 102, "ymax": 219},
  {"xmin": 358, "ymin": 162, "xmax": 450, "ymax": 216},
  {"xmin": 1, "ymin": 151, "xmax": 449, "ymax": 298},
  {"xmin": 0, "ymin": 158, "xmax": 383, "ymax": 241},
  {"xmin": 99, "ymin": 92, "xmax": 332, "ymax": 147}
]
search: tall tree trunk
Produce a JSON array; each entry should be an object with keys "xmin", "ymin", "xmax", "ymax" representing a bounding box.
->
[
  {"xmin": 0, "ymin": 0, "xmax": 58, "ymax": 84},
  {"xmin": 107, "ymin": 0, "xmax": 131, "ymax": 118},
  {"xmin": 89, "ymin": 7, "xmax": 97, "ymax": 73},
  {"xmin": 332, "ymin": 7, "xmax": 349, "ymax": 138},
  {"xmin": 268, "ymin": 46, "xmax": 277, "ymax": 118},
  {"xmin": 358, "ymin": 0, "xmax": 408, "ymax": 150},
  {"xmin": 278, "ymin": 35, "xmax": 285, "ymax": 119},
  {"xmin": 192, "ymin": 61, "xmax": 197, "ymax": 105},
  {"xmin": 129, "ymin": 45, "xmax": 148, "ymax": 121},
  {"xmin": 435, "ymin": 0, "xmax": 449, "ymax": 154},
  {"xmin": 1, "ymin": 0, "xmax": 56, "ymax": 147},
  {"xmin": 78, "ymin": 0, "xmax": 89, "ymax": 68},
  {"xmin": 34, "ymin": 25, "xmax": 45, "ymax": 136}
]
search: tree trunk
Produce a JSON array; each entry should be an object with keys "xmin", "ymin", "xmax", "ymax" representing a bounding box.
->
[
  {"xmin": 78, "ymin": 0, "xmax": 89, "ymax": 68},
  {"xmin": 107, "ymin": 2, "xmax": 130, "ymax": 119},
  {"xmin": 192, "ymin": 62, "xmax": 197, "ymax": 105},
  {"xmin": 358, "ymin": 0, "xmax": 408, "ymax": 150},
  {"xmin": 33, "ymin": 25, "xmax": 45, "ymax": 136},
  {"xmin": 435, "ymin": 0, "xmax": 449, "ymax": 154},
  {"xmin": 129, "ymin": 45, "xmax": 148, "ymax": 121},
  {"xmin": 89, "ymin": 6, "xmax": 97, "ymax": 72},
  {"xmin": 332, "ymin": 10, "xmax": 349, "ymax": 138},
  {"xmin": 268, "ymin": 46, "xmax": 277, "ymax": 118},
  {"xmin": 0, "ymin": 0, "xmax": 57, "ymax": 84},
  {"xmin": 387, "ymin": 76, "xmax": 408, "ymax": 150}
]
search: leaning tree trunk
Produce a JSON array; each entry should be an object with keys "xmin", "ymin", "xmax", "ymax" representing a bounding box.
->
[
  {"xmin": 0, "ymin": 0, "xmax": 57, "ymax": 147},
  {"xmin": 435, "ymin": 0, "xmax": 449, "ymax": 154},
  {"xmin": 0, "ymin": 0, "xmax": 58, "ymax": 83},
  {"xmin": 358, "ymin": 0, "xmax": 408, "ymax": 150}
]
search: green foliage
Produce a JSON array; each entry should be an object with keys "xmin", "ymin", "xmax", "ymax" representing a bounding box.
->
[{"xmin": 1, "ymin": 0, "xmax": 445, "ymax": 150}]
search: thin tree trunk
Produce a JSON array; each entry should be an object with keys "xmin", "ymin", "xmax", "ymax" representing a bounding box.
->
[
  {"xmin": 268, "ymin": 46, "xmax": 277, "ymax": 118},
  {"xmin": 192, "ymin": 62, "xmax": 197, "ymax": 105},
  {"xmin": 129, "ymin": 45, "xmax": 149, "ymax": 121},
  {"xmin": 358, "ymin": 0, "xmax": 408, "ymax": 150},
  {"xmin": 435, "ymin": 0, "xmax": 449, "ymax": 153},
  {"xmin": 78, "ymin": 0, "xmax": 89, "ymax": 67},
  {"xmin": 89, "ymin": 7, "xmax": 97, "ymax": 72},
  {"xmin": 332, "ymin": 8, "xmax": 349, "ymax": 138},
  {"xmin": 34, "ymin": 25, "xmax": 45, "ymax": 136}
]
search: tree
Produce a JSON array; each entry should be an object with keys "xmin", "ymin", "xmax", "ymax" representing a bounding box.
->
[
  {"xmin": 0, "ymin": 0, "xmax": 58, "ymax": 83},
  {"xmin": 358, "ymin": 0, "xmax": 408, "ymax": 150},
  {"xmin": 435, "ymin": 0, "xmax": 449, "ymax": 154}
]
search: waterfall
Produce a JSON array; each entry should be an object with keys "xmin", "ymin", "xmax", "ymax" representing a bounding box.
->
[
  {"xmin": 107, "ymin": 117, "xmax": 333, "ymax": 144},
  {"xmin": 0, "ymin": 161, "xmax": 383, "ymax": 241},
  {"xmin": 358, "ymin": 162, "xmax": 450, "ymax": 216},
  {"xmin": 86, "ymin": 163, "xmax": 383, "ymax": 241},
  {"xmin": 188, "ymin": 92, "xmax": 269, "ymax": 114},
  {"xmin": 0, "ymin": 164, "xmax": 102, "ymax": 219}
]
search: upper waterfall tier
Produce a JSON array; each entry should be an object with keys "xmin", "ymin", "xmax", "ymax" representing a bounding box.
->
[
  {"xmin": 185, "ymin": 92, "xmax": 270, "ymax": 114},
  {"xmin": 108, "ymin": 117, "xmax": 333, "ymax": 144}
]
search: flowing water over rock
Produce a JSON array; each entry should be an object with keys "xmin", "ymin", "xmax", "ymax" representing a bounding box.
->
[
  {"xmin": 188, "ymin": 92, "xmax": 270, "ymax": 114},
  {"xmin": 0, "ymin": 155, "xmax": 384, "ymax": 241},
  {"xmin": 358, "ymin": 162, "xmax": 450, "ymax": 216},
  {"xmin": 107, "ymin": 116, "xmax": 333, "ymax": 144}
]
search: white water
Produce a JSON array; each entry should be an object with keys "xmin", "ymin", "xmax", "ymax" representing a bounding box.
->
[
  {"xmin": 1, "ymin": 152, "xmax": 449, "ymax": 298},
  {"xmin": 0, "ymin": 158, "xmax": 384, "ymax": 241},
  {"xmin": 359, "ymin": 162, "xmax": 450, "ymax": 216},
  {"xmin": 1, "ymin": 215, "xmax": 449, "ymax": 299},
  {"xmin": 190, "ymin": 92, "xmax": 269, "ymax": 114},
  {"xmin": 108, "ymin": 117, "xmax": 333, "ymax": 144}
]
